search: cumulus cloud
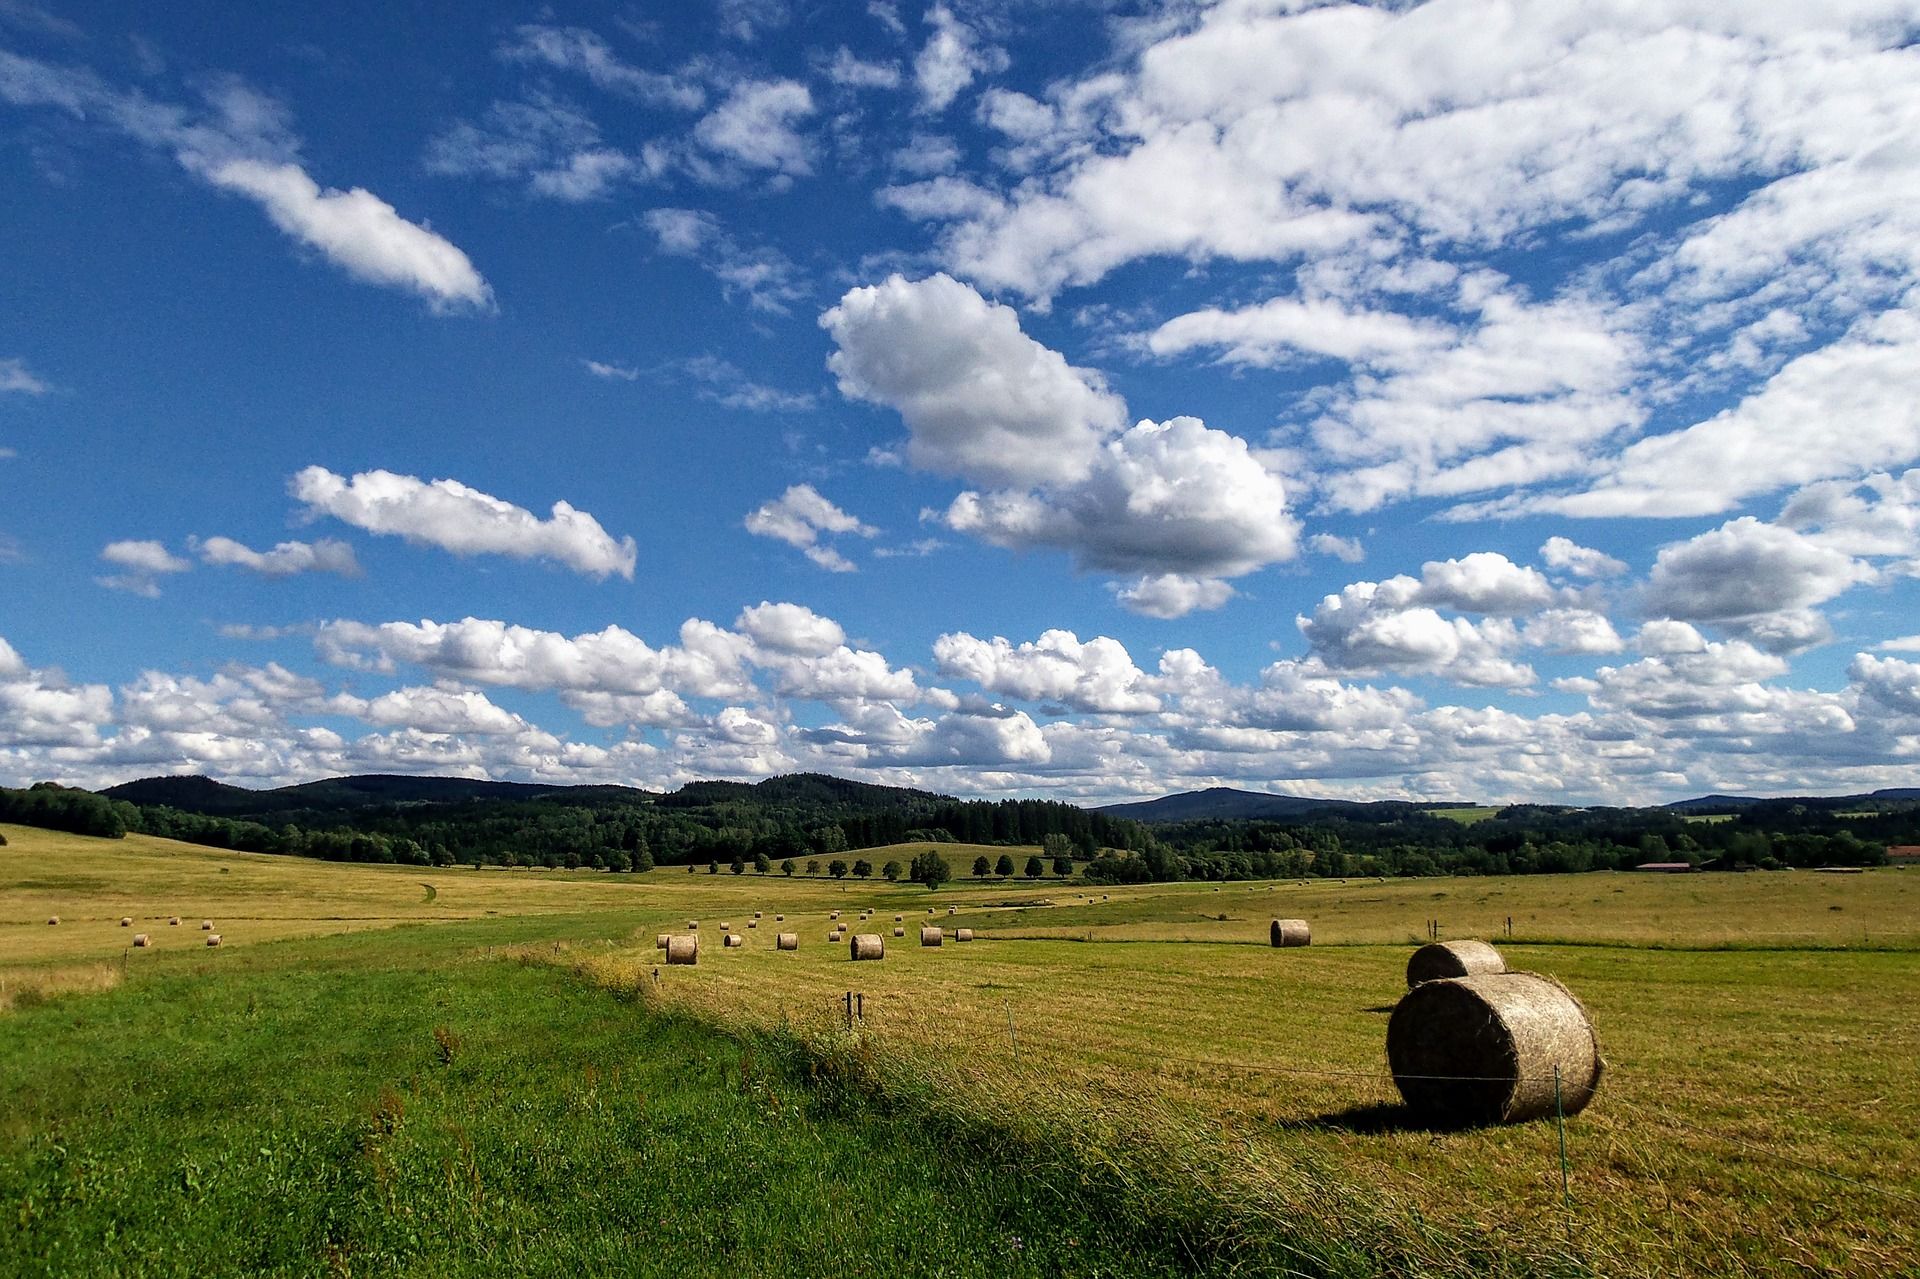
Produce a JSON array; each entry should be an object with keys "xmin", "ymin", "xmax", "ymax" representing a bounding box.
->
[
  {"xmin": 96, "ymin": 540, "xmax": 191, "ymax": 596},
  {"xmin": 1, "ymin": 357, "xmax": 49, "ymax": 394},
  {"xmin": 1309, "ymin": 533, "xmax": 1365, "ymax": 564},
  {"xmin": 1298, "ymin": 579, "xmax": 1535, "ymax": 689},
  {"xmin": 743, "ymin": 485, "xmax": 877, "ymax": 572},
  {"xmin": 914, "ymin": 4, "xmax": 1006, "ymax": 114},
  {"xmin": 825, "ymin": 47, "xmax": 901, "ymax": 89},
  {"xmin": 1644, "ymin": 517, "xmax": 1872, "ymax": 623},
  {"xmin": 1416, "ymin": 552, "xmax": 1559, "ymax": 616},
  {"xmin": 733, "ymin": 601, "xmax": 845, "ymax": 656},
  {"xmin": 1540, "ymin": 536, "xmax": 1627, "ymax": 580},
  {"xmin": 693, "ymin": 79, "xmax": 815, "ymax": 179},
  {"xmin": 194, "ymin": 536, "xmax": 360, "ymax": 578},
  {"xmin": 1113, "ymin": 574, "xmax": 1235, "ymax": 619},
  {"xmin": 0, "ymin": 51, "xmax": 491, "ymax": 309},
  {"xmin": 1522, "ymin": 609, "xmax": 1625, "ymax": 656},
  {"xmin": 290, "ymin": 467, "xmax": 636, "ymax": 580},
  {"xmin": 822, "ymin": 273, "xmax": 1126, "ymax": 488},
  {"xmin": 933, "ymin": 630, "xmax": 1158, "ymax": 714}
]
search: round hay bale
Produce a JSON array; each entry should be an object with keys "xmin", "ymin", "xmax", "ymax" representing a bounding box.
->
[
  {"xmin": 724, "ymin": 934, "xmax": 744, "ymax": 948},
  {"xmin": 776, "ymin": 932, "xmax": 799, "ymax": 950},
  {"xmin": 920, "ymin": 926, "xmax": 943, "ymax": 947},
  {"xmin": 168, "ymin": 916, "xmax": 180, "ymax": 926},
  {"xmin": 894, "ymin": 914, "xmax": 903, "ymax": 922},
  {"xmin": 201, "ymin": 920, "xmax": 214, "ymax": 931},
  {"xmin": 47, "ymin": 916, "xmax": 59, "ymax": 926},
  {"xmin": 120, "ymin": 917, "xmax": 132, "ymax": 927},
  {"xmin": 850, "ymin": 933, "xmax": 884, "ymax": 961},
  {"xmin": 753, "ymin": 911, "xmax": 762, "ymax": 919},
  {"xmin": 774, "ymin": 914, "xmax": 784, "ymax": 922},
  {"xmin": 205, "ymin": 934, "xmax": 222, "ymax": 948},
  {"xmin": 1387, "ymin": 972, "xmax": 1602, "ymax": 1127},
  {"xmin": 1407, "ymin": 939, "xmax": 1506, "ymax": 987},
  {"xmin": 655, "ymin": 933, "xmax": 670, "ymax": 949},
  {"xmin": 947, "ymin": 906, "xmax": 956, "ymax": 915},
  {"xmin": 830, "ymin": 910, "xmax": 840, "ymax": 920},
  {"xmin": 748, "ymin": 920, "xmax": 757, "ymax": 929},
  {"xmin": 1269, "ymin": 918, "xmax": 1311, "ymax": 947},
  {"xmin": 893, "ymin": 926, "xmax": 904, "ymax": 937},
  {"xmin": 687, "ymin": 920, "xmax": 699, "ymax": 930},
  {"xmin": 665, "ymin": 935, "xmax": 698, "ymax": 965},
  {"xmin": 719, "ymin": 922, "xmax": 732, "ymax": 932},
  {"xmin": 955, "ymin": 928, "xmax": 974, "ymax": 942},
  {"xmin": 132, "ymin": 933, "xmax": 151, "ymax": 947}
]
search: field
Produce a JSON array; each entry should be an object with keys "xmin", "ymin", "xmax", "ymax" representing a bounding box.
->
[{"xmin": 4, "ymin": 823, "xmax": 1917, "ymax": 1277}]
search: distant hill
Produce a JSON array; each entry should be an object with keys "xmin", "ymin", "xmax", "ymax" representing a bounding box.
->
[
  {"xmin": 1095, "ymin": 787, "xmax": 1478, "ymax": 824},
  {"xmin": 103, "ymin": 773, "xmax": 651, "ymax": 818},
  {"xmin": 1664, "ymin": 788, "xmax": 1920, "ymax": 812}
]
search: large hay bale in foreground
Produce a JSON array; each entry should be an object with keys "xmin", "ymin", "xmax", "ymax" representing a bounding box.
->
[
  {"xmin": 776, "ymin": 932, "xmax": 798, "ymax": 950},
  {"xmin": 132, "ymin": 933, "xmax": 150, "ymax": 947},
  {"xmin": 1387, "ymin": 972, "xmax": 1602, "ymax": 1126},
  {"xmin": 1270, "ymin": 918, "xmax": 1311, "ymax": 947},
  {"xmin": 920, "ymin": 926, "xmax": 943, "ymax": 947},
  {"xmin": 955, "ymin": 928, "xmax": 974, "ymax": 942},
  {"xmin": 1408, "ymin": 939, "xmax": 1506, "ymax": 987},
  {"xmin": 850, "ymin": 933, "xmax": 884, "ymax": 961},
  {"xmin": 665, "ymin": 936, "xmax": 698, "ymax": 965},
  {"xmin": 724, "ymin": 934, "xmax": 744, "ymax": 948}
]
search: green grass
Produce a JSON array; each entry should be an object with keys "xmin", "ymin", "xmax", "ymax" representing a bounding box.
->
[{"xmin": 1426, "ymin": 806, "xmax": 1501, "ymax": 824}]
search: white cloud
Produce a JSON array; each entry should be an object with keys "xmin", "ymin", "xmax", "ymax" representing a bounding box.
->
[
  {"xmin": 0, "ymin": 637, "xmax": 112, "ymax": 747},
  {"xmin": 733, "ymin": 601, "xmax": 845, "ymax": 656},
  {"xmin": 693, "ymin": 79, "xmax": 815, "ymax": 178},
  {"xmin": 96, "ymin": 540, "xmax": 190, "ymax": 596},
  {"xmin": 642, "ymin": 209, "xmax": 807, "ymax": 313},
  {"xmin": 743, "ymin": 484, "xmax": 877, "ymax": 572},
  {"xmin": 1308, "ymin": 533, "xmax": 1365, "ymax": 564},
  {"xmin": 914, "ymin": 4, "xmax": 1006, "ymax": 114},
  {"xmin": 290, "ymin": 466, "xmax": 636, "ymax": 580},
  {"xmin": 498, "ymin": 25, "xmax": 704, "ymax": 109},
  {"xmin": 1522, "ymin": 609, "xmax": 1624, "ymax": 656},
  {"xmin": 1540, "ymin": 536, "xmax": 1626, "ymax": 580},
  {"xmin": 1297, "ymin": 576, "xmax": 1535, "ymax": 689},
  {"xmin": 1644, "ymin": 517, "xmax": 1872, "ymax": 622},
  {"xmin": 1, "ymin": 357, "xmax": 49, "ymax": 394},
  {"xmin": 346, "ymin": 685, "xmax": 529, "ymax": 736},
  {"xmin": 943, "ymin": 416, "xmax": 1298, "ymax": 580},
  {"xmin": 1851, "ymin": 653, "xmax": 1920, "ymax": 716},
  {"xmin": 195, "ymin": 536, "xmax": 360, "ymax": 578},
  {"xmin": 822, "ymin": 273, "xmax": 1126, "ymax": 488},
  {"xmin": 1416, "ymin": 552, "xmax": 1559, "ymax": 616},
  {"xmin": 1113, "ymin": 574, "xmax": 1235, "ymax": 619},
  {"xmin": 934, "ymin": 629, "xmax": 1158, "ymax": 714},
  {"xmin": 425, "ymin": 95, "xmax": 649, "ymax": 203},
  {"xmin": 582, "ymin": 358, "xmax": 640, "ymax": 381},
  {"xmin": 1145, "ymin": 296, "xmax": 1447, "ymax": 368},
  {"xmin": 826, "ymin": 47, "xmax": 901, "ymax": 90}
]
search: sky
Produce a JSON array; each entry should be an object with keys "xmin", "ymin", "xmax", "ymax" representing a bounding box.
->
[{"xmin": 3, "ymin": 0, "xmax": 1920, "ymax": 806}]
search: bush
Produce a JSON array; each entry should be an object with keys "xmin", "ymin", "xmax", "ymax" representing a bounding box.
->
[
  {"xmin": 829, "ymin": 859, "xmax": 848, "ymax": 879},
  {"xmin": 754, "ymin": 853, "xmax": 771, "ymax": 874},
  {"xmin": 1025, "ymin": 855, "xmax": 1044, "ymax": 878},
  {"xmin": 883, "ymin": 860, "xmax": 902, "ymax": 881},
  {"xmin": 852, "ymin": 859, "xmax": 873, "ymax": 878},
  {"xmin": 781, "ymin": 858, "xmax": 795, "ymax": 876},
  {"xmin": 730, "ymin": 858, "xmax": 746, "ymax": 875},
  {"xmin": 995, "ymin": 854, "xmax": 1015, "ymax": 877},
  {"xmin": 972, "ymin": 855, "xmax": 991, "ymax": 878},
  {"xmin": 910, "ymin": 850, "xmax": 952, "ymax": 890}
]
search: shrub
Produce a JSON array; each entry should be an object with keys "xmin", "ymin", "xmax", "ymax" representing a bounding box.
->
[
  {"xmin": 910, "ymin": 850, "xmax": 952, "ymax": 890},
  {"xmin": 883, "ymin": 860, "xmax": 902, "ymax": 881},
  {"xmin": 829, "ymin": 859, "xmax": 848, "ymax": 879},
  {"xmin": 973, "ymin": 855, "xmax": 991, "ymax": 878},
  {"xmin": 1025, "ymin": 855, "xmax": 1044, "ymax": 878},
  {"xmin": 852, "ymin": 859, "xmax": 873, "ymax": 878},
  {"xmin": 995, "ymin": 854, "xmax": 1015, "ymax": 877}
]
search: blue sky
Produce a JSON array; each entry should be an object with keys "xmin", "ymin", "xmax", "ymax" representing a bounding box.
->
[{"xmin": 3, "ymin": 0, "xmax": 1919, "ymax": 803}]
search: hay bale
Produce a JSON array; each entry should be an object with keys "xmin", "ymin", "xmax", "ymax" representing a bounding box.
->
[
  {"xmin": 1407, "ymin": 939, "xmax": 1506, "ymax": 987},
  {"xmin": 665, "ymin": 935, "xmax": 698, "ymax": 965},
  {"xmin": 1387, "ymin": 972, "xmax": 1602, "ymax": 1126},
  {"xmin": 724, "ymin": 934, "xmax": 744, "ymax": 948},
  {"xmin": 775, "ymin": 914, "xmax": 784, "ymax": 922},
  {"xmin": 893, "ymin": 926, "xmax": 904, "ymax": 937},
  {"xmin": 656, "ymin": 934, "xmax": 670, "ymax": 949},
  {"xmin": 753, "ymin": 911, "xmax": 762, "ymax": 919},
  {"xmin": 205, "ymin": 934, "xmax": 222, "ymax": 948},
  {"xmin": 168, "ymin": 916, "xmax": 180, "ymax": 926},
  {"xmin": 947, "ymin": 906, "xmax": 956, "ymax": 915},
  {"xmin": 132, "ymin": 933, "xmax": 150, "ymax": 947},
  {"xmin": 850, "ymin": 933, "xmax": 884, "ymax": 961},
  {"xmin": 1269, "ymin": 918, "xmax": 1311, "ymax": 947},
  {"xmin": 719, "ymin": 922, "xmax": 732, "ymax": 932},
  {"xmin": 955, "ymin": 928, "xmax": 974, "ymax": 942},
  {"xmin": 687, "ymin": 920, "xmax": 699, "ymax": 930},
  {"xmin": 47, "ymin": 915, "xmax": 59, "ymax": 926},
  {"xmin": 776, "ymin": 932, "xmax": 799, "ymax": 950},
  {"xmin": 201, "ymin": 920, "xmax": 214, "ymax": 931},
  {"xmin": 894, "ymin": 914, "xmax": 903, "ymax": 922},
  {"xmin": 748, "ymin": 920, "xmax": 757, "ymax": 929},
  {"xmin": 830, "ymin": 910, "xmax": 840, "ymax": 920},
  {"xmin": 920, "ymin": 926, "xmax": 943, "ymax": 947},
  {"xmin": 120, "ymin": 917, "xmax": 132, "ymax": 927}
]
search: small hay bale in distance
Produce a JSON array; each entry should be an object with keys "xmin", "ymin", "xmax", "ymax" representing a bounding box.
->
[
  {"xmin": 893, "ymin": 926, "xmax": 904, "ymax": 937},
  {"xmin": 955, "ymin": 928, "xmax": 974, "ymax": 942},
  {"xmin": 753, "ymin": 911, "xmax": 762, "ymax": 919},
  {"xmin": 775, "ymin": 914, "xmax": 784, "ymax": 922},
  {"xmin": 120, "ymin": 917, "xmax": 132, "ymax": 927},
  {"xmin": 776, "ymin": 932, "xmax": 799, "ymax": 950},
  {"xmin": 665, "ymin": 935, "xmax": 698, "ymax": 965},
  {"xmin": 687, "ymin": 920, "xmax": 699, "ymax": 930},
  {"xmin": 201, "ymin": 920, "xmax": 214, "ymax": 931},
  {"xmin": 894, "ymin": 914, "xmax": 903, "ymax": 922},
  {"xmin": 724, "ymin": 934, "xmax": 744, "ymax": 948},
  {"xmin": 830, "ymin": 910, "xmax": 840, "ymax": 920},
  {"xmin": 850, "ymin": 933, "xmax": 884, "ymax": 961},
  {"xmin": 47, "ymin": 916, "xmax": 59, "ymax": 926},
  {"xmin": 1387, "ymin": 971, "xmax": 1602, "ymax": 1127},
  {"xmin": 168, "ymin": 916, "xmax": 180, "ymax": 926},
  {"xmin": 205, "ymin": 934, "xmax": 222, "ymax": 948},
  {"xmin": 1407, "ymin": 939, "xmax": 1506, "ymax": 987},
  {"xmin": 719, "ymin": 922, "xmax": 732, "ymax": 932},
  {"xmin": 132, "ymin": 933, "xmax": 151, "ymax": 948},
  {"xmin": 655, "ymin": 934, "xmax": 670, "ymax": 950},
  {"xmin": 947, "ymin": 906, "xmax": 956, "ymax": 915},
  {"xmin": 748, "ymin": 920, "xmax": 757, "ymax": 929},
  {"xmin": 920, "ymin": 926, "xmax": 943, "ymax": 947},
  {"xmin": 1270, "ymin": 918, "xmax": 1311, "ymax": 947}
]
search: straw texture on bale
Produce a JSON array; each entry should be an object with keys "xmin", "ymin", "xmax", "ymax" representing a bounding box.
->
[
  {"xmin": 776, "ymin": 932, "xmax": 799, "ymax": 950},
  {"xmin": 1387, "ymin": 971, "xmax": 1603, "ymax": 1126},
  {"xmin": 724, "ymin": 934, "xmax": 743, "ymax": 948},
  {"xmin": 920, "ymin": 926, "xmax": 943, "ymax": 947},
  {"xmin": 205, "ymin": 934, "xmax": 222, "ymax": 947},
  {"xmin": 121, "ymin": 917, "xmax": 132, "ymax": 927},
  {"xmin": 955, "ymin": 928, "xmax": 974, "ymax": 942},
  {"xmin": 132, "ymin": 933, "xmax": 150, "ymax": 947},
  {"xmin": 665, "ymin": 936, "xmax": 698, "ymax": 965},
  {"xmin": 655, "ymin": 934, "xmax": 670, "ymax": 949},
  {"xmin": 1269, "ymin": 918, "xmax": 1311, "ymax": 947},
  {"xmin": 850, "ymin": 933, "xmax": 884, "ymax": 961},
  {"xmin": 1407, "ymin": 939, "xmax": 1506, "ymax": 987}
]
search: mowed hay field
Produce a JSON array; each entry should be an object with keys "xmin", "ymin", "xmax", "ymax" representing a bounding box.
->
[{"xmin": 5, "ymin": 826, "xmax": 1918, "ymax": 1276}]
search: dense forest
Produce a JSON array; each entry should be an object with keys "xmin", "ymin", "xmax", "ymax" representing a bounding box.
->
[{"xmin": 0, "ymin": 774, "xmax": 1909, "ymax": 882}]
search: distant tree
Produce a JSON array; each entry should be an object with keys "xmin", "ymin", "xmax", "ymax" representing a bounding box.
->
[
  {"xmin": 995, "ymin": 853, "xmax": 1015, "ymax": 877},
  {"xmin": 910, "ymin": 850, "xmax": 952, "ymax": 890},
  {"xmin": 810, "ymin": 824, "xmax": 848, "ymax": 856},
  {"xmin": 1052, "ymin": 853, "xmax": 1073, "ymax": 877},
  {"xmin": 852, "ymin": 858, "xmax": 873, "ymax": 878},
  {"xmin": 687, "ymin": 863, "xmax": 697, "ymax": 874},
  {"xmin": 1025, "ymin": 855, "xmax": 1045, "ymax": 878},
  {"xmin": 1042, "ymin": 833, "xmax": 1072, "ymax": 861},
  {"xmin": 781, "ymin": 858, "xmax": 796, "ymax": 877},
  {"xmin": 972, "ymin": 855, "xmax": 991, "ymax": 878},
  {"xmin": 806, "ymin": 859, "xmax": 820, "ymax": 876},
  {"xmin": 754, "ymin": 852, "xmax": 772, "ymax": 874},
  {"xmin": 708, "ymin": 860, "xmax": 720, "ymax": 875},
  {"xmin": 730, "ymin": 857, "xmax": 746, "ymax": 875},
  {"xmin": 630, "ymin": 845, "xmax": 653, "ymax": 872},
  {"xmin": 829, "ymin": 858, "xmax": 849, "ymax": 879},
  {"xmin": 882, "ymin": 859, "xmax": 902, "ymax": 882}
]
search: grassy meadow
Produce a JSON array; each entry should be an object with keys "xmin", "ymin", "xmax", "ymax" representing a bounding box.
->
[{"xmin": 4, "ymin": 823, "xmax": 1917, "ymax": 1276}]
